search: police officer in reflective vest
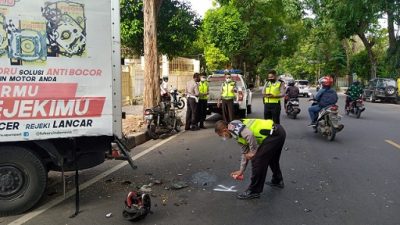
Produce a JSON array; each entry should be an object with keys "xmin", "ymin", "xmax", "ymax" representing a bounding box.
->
[
  {"xmin": 262, "ymin": 70, "xmax": 285, "ymax": 124},
  {"xmin": 218, "ymin": 72, "xmax": 237, "ymax": 123},
  {"xmin": 215, "ymin": 119, "xmax": 286, "ymax": 200},
  {"xmin": 197, "ymin": 73, "xmax": 209, "ymax": 128}
]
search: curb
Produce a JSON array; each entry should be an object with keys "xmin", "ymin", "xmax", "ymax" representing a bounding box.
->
[{"xmin": 125, "ymin": 132, "xmax": 150, "ymax": 149}]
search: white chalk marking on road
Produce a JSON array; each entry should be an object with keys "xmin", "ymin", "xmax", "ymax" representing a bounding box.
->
[
  {"xmin": 385, "ymin": 140, "xmax": 400, "ymax": 150},
  {"xmin": 8, "ymin": 133, "xmax": 183, "ymax": 225},
  {"xmin": 213, "ymin": 184, "xmax": 237, "ymax": 192}
]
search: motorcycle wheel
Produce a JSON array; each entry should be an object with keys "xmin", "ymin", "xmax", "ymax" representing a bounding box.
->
[
  {"xmin": 147, "ymin": 123, "xmax": 159, "ymax": 140},
  {"xmin": 326, "ymin": 125, "xmax": 336, "ymax": 141},
  {"xmin": 291, "ymin": 114, "xmax": 297, "ymax": 119},
  {"xmin": 175, "ymin": 118, "xmax": 183, "ymax": 132},
  {"xmin": 345, "ymin": 108, "xmax": 349, "ymax": 115},
  {"xmin": 177, "ymin": 99, "xmax": 185, "ymax": 109},
  {"xmin": 356, "ymin": 109, "xmax": 362, "ymax": 119}
]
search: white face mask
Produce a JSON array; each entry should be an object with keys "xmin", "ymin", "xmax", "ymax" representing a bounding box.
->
[
  {"xmin": 226, "ymin": 78, "xmax": 231, "ymax": 82},
  {"xmin": 201, "ymin": 78, "xmax": 206, "ymax": 82}
]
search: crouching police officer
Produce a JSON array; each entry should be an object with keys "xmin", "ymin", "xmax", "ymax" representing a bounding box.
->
[{"xmin": 215, "ymin": 119, "xmax": 286, "ymax": 200}]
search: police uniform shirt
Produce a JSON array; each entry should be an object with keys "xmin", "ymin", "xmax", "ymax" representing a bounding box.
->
[{"xmin": 228, "ymin": 120, "xmax": 259, "ymax": 172}]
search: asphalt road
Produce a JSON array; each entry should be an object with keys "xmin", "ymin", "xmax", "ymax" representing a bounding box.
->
[{"xmin": 2, "ymin": 91, "xmax": 400, "ymax": 225}]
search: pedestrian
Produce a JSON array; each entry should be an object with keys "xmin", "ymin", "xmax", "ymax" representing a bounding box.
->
[
  {"xmin": 185, "ymin": 73, "xmax": 200, "ymax": 131},
  {"xmin": 262, "ymin": 70, "xmax": 285, "ymax": 124},
  {"xmin": 197, "ymin": 72, "xmax": 209, "ymax": 129},
  {"xmin": 160, "ymin": 75, "xmax": 170, "ymax": 102},
  {"xmin": 215, "ymin": 119, "xmax": 286, "ymax": 200},
  {"xmin": 218, "ymin": 71, "xmax": 237, "ymax": 123}
]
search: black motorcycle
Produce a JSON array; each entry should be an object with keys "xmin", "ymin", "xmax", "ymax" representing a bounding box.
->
[
  {"xmin": 170, "ymin": 88, "xmax": 185, "ymax": 109},
  {"xmin": 144, "ymin": 101, "xmax": 183, "ymax": 139},
  {"xmin": 345, "ymin": 96, "xmax": 365, "ymax": 119},
  {"xmin": 285, "ymin": 98, "xmax": 301, "ymax": 119}
]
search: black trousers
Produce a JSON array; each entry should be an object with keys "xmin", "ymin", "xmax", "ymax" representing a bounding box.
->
[
  {"xmin": 185, "ymin": 97, "xmax": 198, "ymax": 129},
  {"xmin": 197, "ymin": 99, "xmax": 208, "ymax": 126},
  {"xmin": 222, "ymin": 99, "xmax": 234, "ymax": 123},
  {"xmin": 248, "ymin": 124, "xmax": 286, "ymax": 194},
  {"xmin": 264, "ymin": 102, "xmax": 281, "ymax": 124}
]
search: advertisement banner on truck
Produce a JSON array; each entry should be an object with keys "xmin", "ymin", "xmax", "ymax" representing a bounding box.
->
[{"xmin": 0, "ymin": 0, "xmax": 113, "ymax": 141}]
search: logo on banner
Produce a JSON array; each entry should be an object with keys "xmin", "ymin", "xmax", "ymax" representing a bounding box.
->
[{"xmin": 0, "ymin": 0, "xmax": 18, "ymax": 7}]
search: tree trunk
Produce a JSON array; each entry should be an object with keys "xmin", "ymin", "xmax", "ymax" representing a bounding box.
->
[
  {"xmin": 358, "ymin": 32, "xmax": 377, "ymax": 79},
  {"xmin": 143, "ymin": 0, "xmax": 163, "ymax": 110},
  {"xmin": 386, "ymin": 4, "xmax": 396, "ymax": 55}
]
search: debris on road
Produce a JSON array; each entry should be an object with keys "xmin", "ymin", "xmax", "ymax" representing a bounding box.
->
[
  {"xmin": 170, "ymin": 181, "xmax": 189, "ymax": 190},
  {"xmin": 105, "ymin": 177, "xmax": 114, "ymax": 183},
  {"xmin": 105, "ymin": 212, "xmax": 112, "ymax": 218},
  {"xmin": 140, "ymin": 185, "xmax": 152, "ymax": 192},
  {"xmin": 304, "ymin": 208, "xmax": 312, "ymax": 213},
  {"xmin": 121, "ymin": 180, "xmax": 132, "ymax": 185}
]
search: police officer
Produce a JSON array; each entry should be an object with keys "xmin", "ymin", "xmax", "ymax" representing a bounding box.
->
[
  {"xmin": 185, "ymin": 73, "xmax": 200, "ymax": 131},
  {"xmin": 218, "ymin": 72, "xmax": 237, "ymax": 123},
  {"xmin": 215, "ymin": 119, "xmax": 286, "ymax": 200},
  {"xmin": 197, "ymin": 73, "xmax": 209, "ymax": 129},
  {"xmin": 262, "ymin": 70, "xmax": 285, "ymax": 124}
]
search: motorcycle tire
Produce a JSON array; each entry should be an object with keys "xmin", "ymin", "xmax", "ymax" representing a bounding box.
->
[
  {"xmin": 175, "ymin": 118, "xmax": 183, "ymax": 132},
  {"xmin": 177, "ymin": 99, "xmax": 185, "ymax": 109},
  {"xmin": 356, "ymin": 109, "xmax": 362, "ymax": 119},
  {"xmin": 292, "ymin": 114, "xmax": 297, "ymax": 119},
  {"xmin": 147, "ymin": 124, "xmax": 159, "ymax": 140},
  {"xmin": 326, "ymin": 123, "xmax": 336, "ymax": 141}
]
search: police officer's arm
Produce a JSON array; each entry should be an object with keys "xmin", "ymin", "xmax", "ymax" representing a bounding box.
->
[
  {"xmin": 278, "ymin": 82, "xmax": 286, "ymax": 98},
  {"xmin": 238, "ymin": 128, "xmax": 259, "ymax": 172}
]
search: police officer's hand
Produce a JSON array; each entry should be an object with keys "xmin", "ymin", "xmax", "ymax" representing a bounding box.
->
[
  {"xmin": 245, "ymin": 152, "xmax": 255, "ymax": 160},
  {"xmin": 230, "ymin": 170, "xmax": 243, "ymax": 177}
]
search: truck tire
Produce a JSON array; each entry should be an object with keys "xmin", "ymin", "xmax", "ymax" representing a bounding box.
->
[{"xmin": 0, "ymin": 146, "xmax": 47, "ymax": 216}]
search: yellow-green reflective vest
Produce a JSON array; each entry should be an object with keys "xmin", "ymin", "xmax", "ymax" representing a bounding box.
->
[
  {"xmin": 236, "ymin": 119, "xmax": 274, "ymax": 145},
  {"xmin": 264, "ymin": 81, "xmax": 282, "ymax": 103},
  {"xmin": 222, "ymin": 81, "xmax": 236, "ymax": 99},
  {"xmin": 199, "ymin": 81, "xmax": 209, "ymax": 100}
]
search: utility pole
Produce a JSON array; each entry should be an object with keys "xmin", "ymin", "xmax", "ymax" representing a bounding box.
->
[{"xmin": 143, "ymin": 0, "xmax": 163, "ymax": 110}]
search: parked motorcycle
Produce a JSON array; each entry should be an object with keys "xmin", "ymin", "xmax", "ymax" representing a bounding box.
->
[
  {"xmin": 345, "ymin": 96, "xmax": 365, "ymax": 119},
  {"xmin": 144, "ymin": 101, "xmax": 183, "ymax": 139},
  {"xmin": 170, "ymin": 88, "xmax": 185, "ymax": 109},
  {"xmin": 285, "ymin": 98, "xmax": 301, "ymax": 119},
  {"xmin": 310, "ymin": 100, "xmax": 344, "ymax": 141}
]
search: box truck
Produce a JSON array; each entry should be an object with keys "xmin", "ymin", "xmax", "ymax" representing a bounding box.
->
[{"xmin": 0, "ymin": 0, "xmax": 129, "ymax": 215}]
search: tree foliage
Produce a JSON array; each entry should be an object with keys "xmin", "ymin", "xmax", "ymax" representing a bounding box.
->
[{"xmin": 120, "ymin": 0, "xmax": 200, "ymax": 58}]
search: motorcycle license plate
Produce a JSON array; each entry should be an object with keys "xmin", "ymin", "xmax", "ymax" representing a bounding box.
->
[{"xmin": 144, "ymin": 115, "xmax": 153, "ymax": 120}]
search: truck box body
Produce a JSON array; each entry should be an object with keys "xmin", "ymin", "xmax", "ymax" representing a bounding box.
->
[
  {"xmin": 0, "ymin": 0, "xmax": 122, "ymax": 215},
  {"xmin": 0, "ymin": 0, "xmax": 118, "ymax": 141}
]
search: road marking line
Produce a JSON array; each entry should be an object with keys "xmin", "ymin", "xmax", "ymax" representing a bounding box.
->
[
  {"xmin": 8, "ymin": 133, "xmax": 183, "ymax": 225},
  {"xmin": 385, "ymin": 140, "xmax": 400, "ymax": 150}
]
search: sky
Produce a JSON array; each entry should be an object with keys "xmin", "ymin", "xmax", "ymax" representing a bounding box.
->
[{"xmin": 186, "ymin": 0, "xmax": 214, "ymax": 17}]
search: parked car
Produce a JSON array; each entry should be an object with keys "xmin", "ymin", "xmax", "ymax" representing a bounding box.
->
[
  {"xmin": 363, "ymin": 78, "xmax": 398, "ymax": 103},
  {"xmin": 207, "ymin": 72, "xmax": 253, "ymax": 118},
  {"xmin": 295, "ymin": 80, "xmax": 311, "ymax": 97}
]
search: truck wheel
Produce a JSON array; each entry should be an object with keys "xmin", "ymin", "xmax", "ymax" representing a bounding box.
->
[{"xmin": 0, "ymin": 146, "xmax": 47, "ymax": 216}]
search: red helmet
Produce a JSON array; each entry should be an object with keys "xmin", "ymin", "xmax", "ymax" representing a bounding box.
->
[{"xmin": 321, "ymin": 76, "xmax": 333, "ymax": 87}]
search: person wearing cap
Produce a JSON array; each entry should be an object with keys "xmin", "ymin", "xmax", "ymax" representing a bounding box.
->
[
  {"xmin": 218, "ymin": 72, "xmax": 237, "ymax": 123},
  {"xmin": 185, "ymin": 73, "xmax": 200, "ymax": 131},
  {"xmin": 214, "ymin": 119, "xmax": 286, "ymax": 200},
  {"xmin": 262, "ymin": 70, "xmax": 285, "ymax": 124},
  {"xmin": 197, "ymin": 72, "xmax": 209, "ymax": 128}
]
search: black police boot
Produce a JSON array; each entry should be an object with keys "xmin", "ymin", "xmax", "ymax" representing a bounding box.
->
[
  {"xmin": 236, "ymin": 190, "xmax": 260, "ymax": 200},
  {"xmin": 265, "ymin": 180, "xmax": 285, "ymax": 189}
]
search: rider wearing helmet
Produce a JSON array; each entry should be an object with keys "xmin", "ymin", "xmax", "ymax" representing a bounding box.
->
[
  {"xmin": 345, "ymin": 80, "xmax": 363, "ymax": 109},
  {"xmin": 284, "ymin": 80, "xmax": 299, "ymax": 112},
  {"xmin": 308, "ymin": 76, "xmax": 338, "ymax": 126}
]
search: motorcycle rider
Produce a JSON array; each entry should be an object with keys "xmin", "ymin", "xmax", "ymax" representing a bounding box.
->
[
  {"xmin": 284, "ymin": 80, "xmax": 299, "ymax": 113},
  {"xmin": 345, "ymin": 80, "xmax": 363, "ymax": 110},
  {"xmin": 308, "ymin": 76, "xmax": 338, "ymax": 126}
]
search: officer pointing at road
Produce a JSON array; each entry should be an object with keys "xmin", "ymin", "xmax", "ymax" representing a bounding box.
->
[{"xmin": 215, "ymin": 119, "xmax": 286, "ymax": 200}]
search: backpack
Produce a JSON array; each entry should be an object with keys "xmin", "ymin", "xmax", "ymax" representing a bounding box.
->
[{"xmin": 319, "ymin": 89, "xmax": 338, "ymax": 107}]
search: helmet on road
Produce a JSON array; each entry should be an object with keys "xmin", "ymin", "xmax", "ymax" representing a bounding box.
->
[
  {"xmin": 321, "ymin": 76, "xmax": 333, "ymax": 87},
  {"xmin": 122, "ymin": 191, "xmax": 151, "ymax": 221}
]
